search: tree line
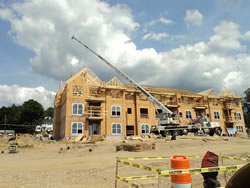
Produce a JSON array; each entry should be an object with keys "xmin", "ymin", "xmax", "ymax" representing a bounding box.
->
[
  {"xmin": 0, "ymin": 99, "xmax": 53, "ymax": 133},
  {"xmin": 0, "ymin": 88, "xmax": 250, "ymax": 133}
]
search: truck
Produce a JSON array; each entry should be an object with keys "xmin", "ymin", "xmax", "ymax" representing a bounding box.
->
[
  {"xmin": 151, "ymin": 116, "xmax": 222, "ymax": 137},
  {"xmin": 72, "ymin": 36, "xmax": 222, "ymax": 137}
]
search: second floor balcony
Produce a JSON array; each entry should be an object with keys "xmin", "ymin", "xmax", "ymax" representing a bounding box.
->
[
  {"xmin": 225, "ymin": 116, "xmax": 235, "ymax": 123},
  {"xmin": 223, "ymin": 102, "xmax": 239, "ymax": 109},
  {"xmin": 166, "ymin": 100, "xmax": 179, "ymax": 108},
  {"xmin": 85, "ymin": 106, "xmax": 104, "ymax": 120}
]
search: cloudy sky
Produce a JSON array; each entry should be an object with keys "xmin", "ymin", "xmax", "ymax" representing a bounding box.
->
[{"xmin": 0, "ymin": 0, "xmax": 250, "ymax": 109}]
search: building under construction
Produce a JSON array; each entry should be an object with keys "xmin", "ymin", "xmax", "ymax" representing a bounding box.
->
[{"xmin": 53, "ymin": 68, "xmax": 246, "ymax": 140}]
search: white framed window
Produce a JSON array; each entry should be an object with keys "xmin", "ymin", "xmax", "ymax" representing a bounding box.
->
[
  {"xmin": 236, "ymin": 125, "xmax": 244, "ymax": 132},
  {"xmin": 214, "ymin": 111, "xmax": 220, "ymax": 120},
  {"xmin": 112, "ymin": 123, "xmax": 121, "ymax": 135},
  {"xmin": 185, "ymin": 111, "xmax": 192, "ymax": 119},
  {"xmin": 111, "ymin": 106, "xmax": 121, "ymax": 117},
  {"xmin": 234, "ymin": 112, "xmax": 242, "ymax": 121},
  {"xmin": 141, "ymin": 124, "xmax": 150, "ymax": 135},
  {"xmin": 72, "ymin": 103, "xmax": 83, "ymax": 115},
  {"xmin": 234, "ymin": 112, "xmax": 237, "ymax": 120},
  {"xmin": 71, "ymin": 122, "xmax": 83, "ymax": 135},
  {"xmin": 237, "ymin": 113, "xmax": 242, "ymax": 121}
]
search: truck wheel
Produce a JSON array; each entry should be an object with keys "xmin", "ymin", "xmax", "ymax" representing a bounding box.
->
[
  {"xmin": 209, "ymin": 130, "xmax": 214, "ymax": 136},
  {"xmin": 181, "ymin": 129, "xmax": 188, "ymax": 136},
  {"xmin": 161, "ymin": 131, "xmax": 169, "ymax": 137},
  {"xmin": 173, "ymin": 130, "xmax": 179, "ymax": 136},
  {"xmin": 215, "ymin": 128, "xmax": 222, "ymax": 136}
]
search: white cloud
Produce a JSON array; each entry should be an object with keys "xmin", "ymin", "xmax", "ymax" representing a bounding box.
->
[
  {"xmin": 0, "ymin": 0, "xmax": 138, "ymax": 81},
  {"xmin": 71, "ymin": 56, "xmax": 79, "ymax": 65},
  {"xmin": 184, "ymin": 9, "xmax": 203, "ymax": 26},
  {"xmin": 242, "ymin": 31, "xmax": 250, "ymax": 40},
  {"xmin": 145, "ymin": 17, "xmax": 173, "ymax": 27},
  {"xmin": 223, "ymin": 71, "xmax": 244, "ymax": 92},
  {"xmin": 143, "ymin": 32, "xmax": 168, "ymax": 41},
  {"xmin": 0, "ymin": 85, "xmax": 56, "ymax": 109},
  {"xmin": 206, "ymin": 21, "xmax": 242, "ymax": 53},
  {"xmin": 159, "ymin": 17, "xmax": 173, "ymax": 25},
  {"xmin": 0, "ymin": 0, "xmax": 250, "ymax": 97}
]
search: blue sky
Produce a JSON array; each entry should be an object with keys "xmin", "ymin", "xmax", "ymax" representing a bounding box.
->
[{"xmin": 0, "ymin": 0, "xmax": 250, "ymax": 108}]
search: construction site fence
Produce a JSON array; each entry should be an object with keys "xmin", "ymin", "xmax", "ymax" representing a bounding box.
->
[
  {"xmin": 115, "ymin": 155, "xmax": 249, "ymax": 188},
  {"xmin": 0, "ymin": 140, "xmax": 95, "ymax": 147}
]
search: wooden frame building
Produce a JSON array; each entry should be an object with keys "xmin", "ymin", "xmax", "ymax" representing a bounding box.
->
[{"xmin": 53, "ymin": 69, "xmax": 247, "ymax": 139}]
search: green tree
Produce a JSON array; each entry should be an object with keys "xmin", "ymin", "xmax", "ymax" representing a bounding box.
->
[
  {"xmin": 0, "ymin": 106, "xmax": 10, "ymax": 124},
  {"xmin": 9, "ymin": 104, "xmax": 23, "ymax": 124},
  {"xmin": 0, "ymin": 105, "xmax": 22, "ymax": 124},
  {"xmin": 21, "ymin": 99, "xmax": 45, "ymax": 125},
  {"xmin": 45, "ymin": 107, "xmax": 54, "ymax": 119},
  {"xmin": 243, "ymin": 88, "xmax": 250, "ymax": 129}
]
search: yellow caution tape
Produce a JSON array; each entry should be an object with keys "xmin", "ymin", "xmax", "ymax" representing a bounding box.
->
[
  {"xmin": 161, "ymin": 164, "xmax": 244, "ymax": 176},
  {"xmin": 118, "ymin": 155, "xmax": 202, "ymax": 161},
  {"xmin": 122, "ymin": 175, "xmax": 159, "ymax": 180},
  {"xmin": 222, "ymin": 156, "xmax": 250, "ymax": 162},
  {"xmin": 116, "ymin": 176, "xmax": 141, "ymax": 188},
  {"xmin": 118, "ymin": 156, "xmax": 171, "ymax": 160},
  {"xmin": 117, "ymin": 164, "xmax": 244, "ymax": 182},
  {"xmin": 118, "ymin": 160, "xmax": 161, "ymax": 173},
  {"xmin": 0, "ymin": 144, "xmax": 8, "ymax": 147}
]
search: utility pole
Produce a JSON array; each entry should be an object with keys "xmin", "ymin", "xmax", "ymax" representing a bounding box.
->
[{"xmin": 4, "ymin": 115, "xmax": 6, "ymax": 136}]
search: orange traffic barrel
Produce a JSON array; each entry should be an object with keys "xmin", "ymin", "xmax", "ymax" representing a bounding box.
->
[{"xmin": 171, "ymin": 155, "xmax": 191, "ymax": 188}]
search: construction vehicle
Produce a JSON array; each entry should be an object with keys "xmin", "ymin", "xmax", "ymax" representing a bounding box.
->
[
  {"xmin": 190, "ymin": 116, "xmax": 222, "ymax": 136},
  {"xmin": 151, "ymin": 115, "xmax": 222, "ymax": 137},
  {"xmin": 8, "ymin": 143, "xmax": 18, "ymax": 153},
  {"xmin": 72, "ymin": 36, "xmax": 221, "ymax": 137}
]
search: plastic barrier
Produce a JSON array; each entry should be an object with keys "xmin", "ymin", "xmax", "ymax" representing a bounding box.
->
[{"xmin": 171, "ymin": 155, "xmax": 191, "ymax": 188}]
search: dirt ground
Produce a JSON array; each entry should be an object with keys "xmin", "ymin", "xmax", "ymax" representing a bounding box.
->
[{"xmin": 0, "ymin": 135, "xmax": 250, "ymax": 188}]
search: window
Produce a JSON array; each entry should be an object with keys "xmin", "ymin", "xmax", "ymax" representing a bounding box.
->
[
  {"xmin": 237, "ymin": 113, "xmax": 242, "ymax": 121},
  {"xmin": 140, "ymin": 108, "xmax": 149, "ymax": 118},
  {"xmin": 214, "ymin": 111, "xmax": 220, "ymax": 120},
  {"xmin": 71, "ymin": 122, "xmax": 83, "ymax": 135},
  {"xmin": 179, "ymin": 112, "xmax": 183, "ymax": 117},
  {"xmin": 234, "ymin": 112, "xmax": 237, "ymax": 120},
  {"xmin": 236, "ymin": 125, "xmax": 244, "ymax": 132},
  {"xmin": 112, "ymin": 123, "xmax": 121, "ymax": 135},
  {"xmin": 185, "ymin": 111, "xmax": 192, "ymax": 119},
  {"xmin": 112, "ymin": 106, "xmax": 121, "ymax": 117},
  {"xmin": 234, "ymin": 112, "xmax": 242, "ymax": 121},
  {"xmin": 141, "ymin": 124, "xmax": 150, "ymax": 135},
  {"xmin": 72, "ymin": 103, "xmax": 83, "ymax": 115},
  {"xmin": 127, "ymin": 108, "xmax": 132, "ymax": 114}
]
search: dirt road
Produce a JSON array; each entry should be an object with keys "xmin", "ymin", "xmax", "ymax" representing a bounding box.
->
[{"xmin": 0, "ymin": 135, "xmax": 249, "ymax": 188}]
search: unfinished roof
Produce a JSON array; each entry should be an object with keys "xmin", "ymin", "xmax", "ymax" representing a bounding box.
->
[
  {"xmin": 64, "ymin": 68, "xmax": 241, "ymax": 97},
  {"xmin": 199, "ymin": 88, "xmax": 217, "ymax": 96},
  {"xmin": 65, "ymin": 68, "xmax": 103, "ymax": 86},
  {"xmin": 218, "ymin": 88, "xmax": 239, "ymax": 98},
  {"xmin": 123, "ymin": 83, "xmax": 201, "ymax": 96},
  {"xmin": 105, "ymin": 77, "xmax": 124, "ymax": 88}
]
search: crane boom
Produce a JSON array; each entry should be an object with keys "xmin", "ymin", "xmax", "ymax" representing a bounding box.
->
[{"xmin": 72, "ymin": 36, "xmax": 173, "ymax": 117}]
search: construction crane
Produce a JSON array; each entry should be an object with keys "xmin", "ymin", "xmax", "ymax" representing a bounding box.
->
[
  {"xmin": 71, "ymin": 36, "xmax": 223, "ymax": 137},
  {"xmin": 72, "ymin": 35, "xmax": 174, "ymax": 125}
]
